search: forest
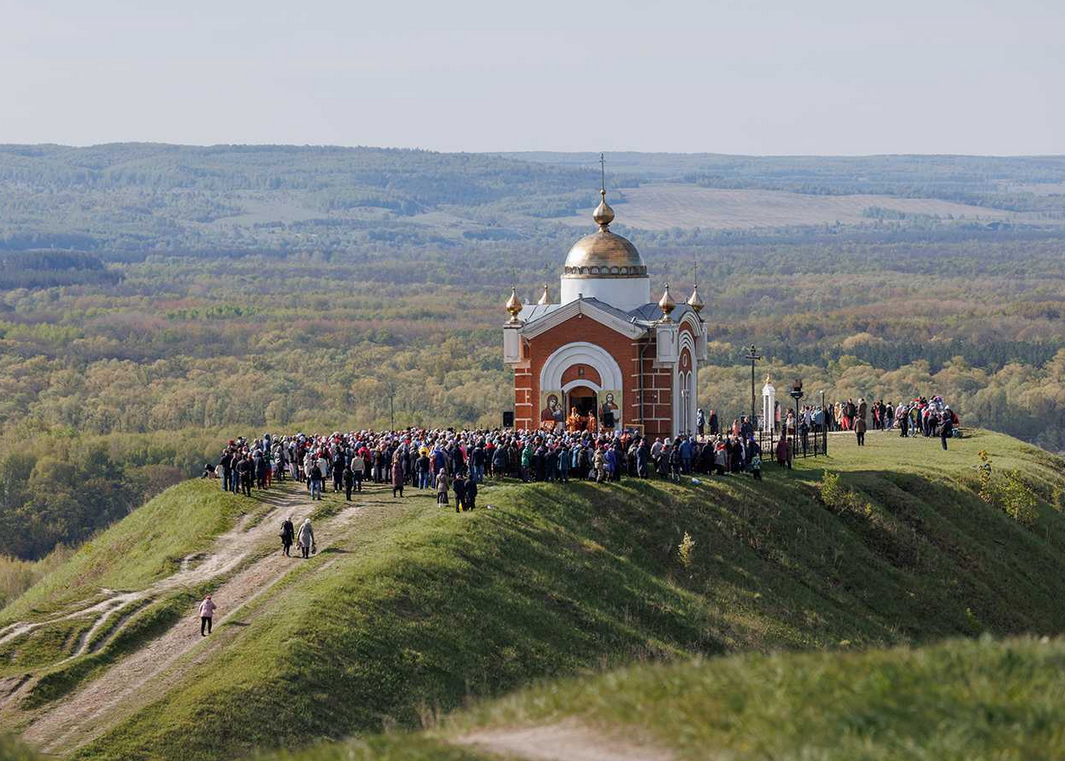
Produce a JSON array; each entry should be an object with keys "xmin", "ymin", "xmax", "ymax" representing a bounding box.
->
[{"xmin": 2, "ymin": 144, "xmax": 1065, "ymax": 561}]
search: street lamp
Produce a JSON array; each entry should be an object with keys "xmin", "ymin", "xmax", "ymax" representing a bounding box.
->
[
  {"xmin": 386, "ymin": 381, "xmax": 396, "ymax": 431},
  {"xmin": 744, "ymin": 344, "xmax": 761, "ymax": 429},
  {"xmin": 819, "ymin": 389, "xmax": 826, "ymax": 455},
  {"xmin": 789, "ymin": 379, "xmax": 804, "ymax": 458}
]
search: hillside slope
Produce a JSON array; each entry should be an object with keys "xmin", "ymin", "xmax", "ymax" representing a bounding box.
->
[
  {"xmin": 5, "ymin": 430, "xmax": 1065, "ymax": 760},
  {"xmin": 262, "ymin": 635, "xmax": 1065, "ymax": 761}
]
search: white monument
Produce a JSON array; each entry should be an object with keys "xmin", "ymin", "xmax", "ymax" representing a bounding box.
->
[{"xmin": 761, "ymin": 375, "xmax": 776, "ymax": 433}]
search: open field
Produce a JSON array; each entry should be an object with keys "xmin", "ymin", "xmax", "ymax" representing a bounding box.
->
[{"xmin": 556, "ymin": 183, "xmax": 1017, "ymax": 231}]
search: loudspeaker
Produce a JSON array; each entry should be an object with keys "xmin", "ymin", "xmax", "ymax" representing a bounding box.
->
[{"xmin": 502, "ymin": 411, "xmax": 514, "ymax": 428}]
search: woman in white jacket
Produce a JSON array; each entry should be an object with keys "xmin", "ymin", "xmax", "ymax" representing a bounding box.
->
[{"xmin": 297, "ymin": 518, "xmax": 315, "ymax": 559}]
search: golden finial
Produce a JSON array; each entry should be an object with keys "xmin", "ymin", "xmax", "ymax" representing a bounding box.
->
[
  {"xmin": 686, "ymin": 284, "xmax": 704, "ymax": 314},
  {"xmin": 593, "ymin": 152, "xmax": 615, "ymax": 230},
  {"xmin": 658, "ymin": 283, "xmax": 676, "ymax": 322},
  {"xmin": 505, "ymin": 287, "xmax": 523, "ymax": 324}
]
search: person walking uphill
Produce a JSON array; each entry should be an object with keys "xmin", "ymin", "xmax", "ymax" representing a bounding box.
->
[
  {"xmin": 297, "ymin": 518, "xmax": 315, "ymax": 559},
  {"xmin": 199, "ymin": 594, "xmax": 217, "ymax": 636},
  {"xmin": 279, "ymin": 516, "xmax": 294, "ymax": 557}
]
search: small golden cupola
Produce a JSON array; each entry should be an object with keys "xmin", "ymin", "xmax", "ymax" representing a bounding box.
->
[
  {"xmin": 686, "ymin": 283, "xmax": 705, "ymax": 314},
  {"xmin": 505, "ymin": 287, "xmax": 523, "ymax": 324},
  {"xmin": 559, "ymin": 154, "xmax": 652, "ymax": 310},
  {"xmin": 658, "ymin": 283, "xmax": 676, "ymax": 321},
  {"xmin": 592, "ymin": 188, "xmax": 615, "ymax": 230}
]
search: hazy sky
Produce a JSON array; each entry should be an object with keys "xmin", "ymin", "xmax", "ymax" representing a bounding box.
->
[{"xmin": 2, "ymin": 0, "xmax": 1060, "ymax": 154}]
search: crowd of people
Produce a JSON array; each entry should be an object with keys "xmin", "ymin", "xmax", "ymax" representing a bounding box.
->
[
  {"xmin": 203, "ymin": 396, "xmax": 962, "ymax": 509},
  {"xmin": 205, "ymin": 426, "xmax": 785, "ymax": 506},
  {"xmin": 782, "ymin": 396, "xmax": 960, "ymax": 449}
]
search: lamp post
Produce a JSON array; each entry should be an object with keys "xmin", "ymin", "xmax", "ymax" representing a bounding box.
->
[
  {"xmin": 819, "ymin": 389, "xmax": 826, "ymax": 455},
  {"xmin": 744, "ymin": 344, "xmax": 761, "ymax": 429},
  {"xmin": 387, "ymin": 381, "xmax": 396, "ymax": 431},
  {"xmin": 789, "ymin": 379, "xmax": 804, "ymax": 459}
]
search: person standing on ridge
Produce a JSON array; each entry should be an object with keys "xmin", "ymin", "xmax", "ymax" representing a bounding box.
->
[
  {"xmin": 391, "ymin": 451, "xmax": 405, "ymax": 498},
  {"xmin": 453, "ymin": 471, "xmax": 467, "ymax": 512},
  {"xmin": 199, "ymin": 594, "xmax": 217, "ymax": 636},
  {"xmin": 939, "ymin": 407, "xmax": 954, "ymax": 450},
  {"xmin": 308, "ymin": 461, "xmax": 324, "ymax": 501},
  {"xmin": 855, "ymin": 415, "xmax": 868, "ymax": 447},
  {"xmin": 436, "ymin": 468, "xmax": 451, "ymax": 506},
  {"xmin": 343, "ymin": 464, "xmax": 355, "ymax": 501}
]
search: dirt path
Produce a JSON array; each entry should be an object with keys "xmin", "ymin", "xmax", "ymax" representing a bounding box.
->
[
  {"xmin": 0, "ymin": 494, "xmax": 291, "ymax": 652},
  {"xmin": 457, "ymin": 721, "xmax": 676, "ymax": 761},
  {"xmin": 10, "ymin": 484, "xmax": 370, "ymax": 755}
]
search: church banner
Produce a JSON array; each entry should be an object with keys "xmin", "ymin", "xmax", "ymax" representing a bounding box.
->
[
  {"xmin": 597, "ymin": 390, "xmax": 621, "ymax": 430},
  {"xmin": 540, "ymin": 391, "xmax": 564, "ymax": 431}
]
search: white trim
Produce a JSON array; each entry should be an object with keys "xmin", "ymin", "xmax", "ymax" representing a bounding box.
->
[
  {"xmin": 679, "ymin": 312, "xmax": 706, "ymax": 364},
  {"xmin": 562, "ymin": 379, "xmax": 602, "ymax": 394},
  {"xmin": 673, "ymin": 334, "xmax": 698, "ymax": 437},
  {"xmin": 679, "ymin": 311, "xmax": 701, "ymax": 336},
  {"xmin": 540, "ymin": 341, "xmax": 625, "ymax": 392},
  {"xmin": 521, "ymin": 299, "xmax": 647, "ymax": 340}
]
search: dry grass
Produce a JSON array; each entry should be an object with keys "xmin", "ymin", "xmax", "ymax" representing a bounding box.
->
[{"xmin": 554, "ymin": 183, "xmax": 1014, "ymax": 231}]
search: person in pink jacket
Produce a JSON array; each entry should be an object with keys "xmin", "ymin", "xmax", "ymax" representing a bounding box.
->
[{"xmin": 199, "ymin": 594, "xmax": 217, "ymax": 636}]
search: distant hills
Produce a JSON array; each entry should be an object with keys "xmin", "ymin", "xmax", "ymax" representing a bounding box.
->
[{"xmin": 2, "ymin": 144, "xmax": 1065, "ymax": 257}]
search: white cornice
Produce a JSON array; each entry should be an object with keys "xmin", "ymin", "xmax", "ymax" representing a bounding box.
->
[{"xmin": 519, "ymin": 299, "xmax": 648, "ymax": 340}]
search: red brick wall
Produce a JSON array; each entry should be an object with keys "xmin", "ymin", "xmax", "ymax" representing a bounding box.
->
[
  {"xmin": 561, "ymin": 363, "xmax": 601, "ymax": 387},
  {"xmin": 510, "ymin": 317, "xmax": 684, "ymax": 436},
  {"xmin": 640, "ymin": 333, "xmax": 674, "ymax": 439},
  {"xmin": 514, "ymin": 365, "xmax": 533, "ymax": 429},
  {"xmin": 512, "ymin": 317, "xmax": 641, "ymax": 431}
]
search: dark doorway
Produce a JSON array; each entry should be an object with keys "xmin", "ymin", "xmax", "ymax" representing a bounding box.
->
[{"xmin": 567, "ymin": 386, "xmax": 597, "ymax": 417}]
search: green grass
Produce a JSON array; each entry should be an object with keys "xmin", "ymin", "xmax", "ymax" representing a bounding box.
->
[
  {"xmin": 287, "ymin": 636, "xmax": 1065, "ymax": 761},
  {"xmin": 0, "ymin": 480, "xmax": 273, "ymax": 625},
  {"xmin": 469, "ymin": 635, "xmax": 1065, "ymax": 760},
  {"xmin": 59, "ymin": 430, "xmax": 1065, "ymax": 760},
  {"xmin": 0, "ymin": 616, "xmax": 91, "ymax": 669}
]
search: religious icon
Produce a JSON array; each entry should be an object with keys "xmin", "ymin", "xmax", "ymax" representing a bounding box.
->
[
  {"xmin": 599, "ymin": 391, "xmax": 620, "ymax": 429},
  {"xmin": 540, "ymin": 393, "xmax": 564, "ymax": 430}
]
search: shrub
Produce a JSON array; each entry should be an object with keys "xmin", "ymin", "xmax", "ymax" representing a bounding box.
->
[
  {"xmin": 999, "ymin": 469, "xmax": 1038, "ymax": 526},
  {"xmin": 677, "ymin": 532, "xmax": 695, "ymax": 570},
  {"xmin": 818, "ymin": 472, "xmax": 871, "ymax": 516}
]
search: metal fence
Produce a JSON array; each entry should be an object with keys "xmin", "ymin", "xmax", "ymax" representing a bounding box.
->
[{"xmin": 755, "ymin": 424, "xmax": 828, "ymax": 459}]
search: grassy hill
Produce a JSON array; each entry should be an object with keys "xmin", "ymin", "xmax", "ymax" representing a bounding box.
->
[
  {"xmin": 262, "ymin": 635, "xmax": 1065, "ymax": 761},
  {"xmin": 4, "ymin": 430, "xmax": 1065, "ymax": 760}
]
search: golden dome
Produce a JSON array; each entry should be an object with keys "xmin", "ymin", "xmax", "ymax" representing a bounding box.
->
[
  {"xmin": 686, "ymin": 284, "xmax": 705, "ymax": 314},
  {"xmin": 563, "ymin": 189, "xmax": 646, "ymax": 279},
  {"xmin": 505, "ymin": 287, "xmax": 523, "ymax": 323},
  {"xmin": 658, "ymin": 283, "xmax": 676, "ymax": 321}
]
